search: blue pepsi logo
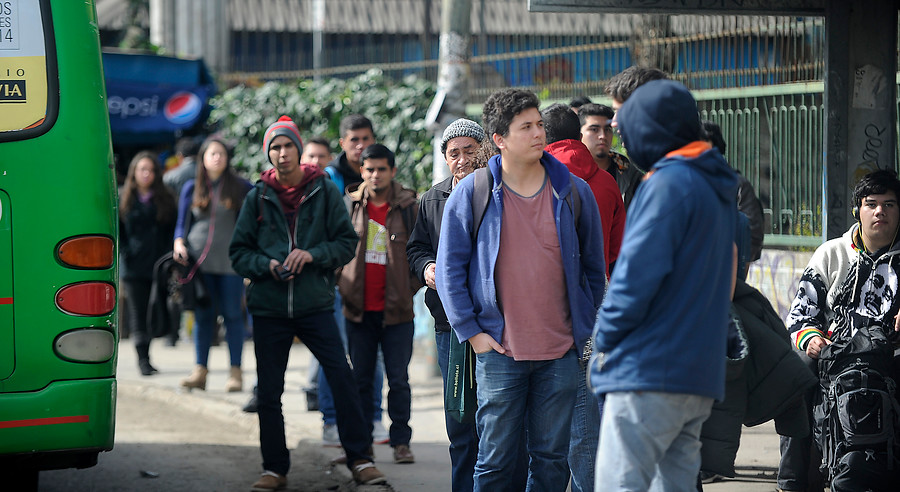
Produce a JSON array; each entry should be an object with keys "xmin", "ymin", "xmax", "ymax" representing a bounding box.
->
[{"xmin": 164, "ymin": 91, "xmax": 202, "ymax": 125}]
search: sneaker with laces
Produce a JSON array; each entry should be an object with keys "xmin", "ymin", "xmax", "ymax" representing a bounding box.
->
[
  {"xmin": 250, "ymin": 471, "xmax": 287, "ymax": 491},
  {"xmin": 372, "ymin": 420, "xmax": 390, "ymax": 444},
  {"xmin": 351, "ymin": 460, "xmax": 387, "ymax": 485},
  {"xmin": 392, "ymin": 444, "xmax": 415, "ymax": 464},
  {"xmin": 322, "ymin": 424, "xmax": 340, "ymax": 447}
]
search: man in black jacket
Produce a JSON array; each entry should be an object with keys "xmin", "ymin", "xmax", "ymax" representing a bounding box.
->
[{"xmin": 407, "ymin": 118, "xmax": 485, "ymax": 492}]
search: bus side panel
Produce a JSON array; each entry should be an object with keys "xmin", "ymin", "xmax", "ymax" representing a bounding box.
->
[{"xmin": 0, "ymin": 379, "xmax": 116, "ymax": 454}]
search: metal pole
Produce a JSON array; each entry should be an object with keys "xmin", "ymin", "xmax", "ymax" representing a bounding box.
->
[{"xmin": 427, "ymin": 0, "xmax": 473, "ymax": 185}]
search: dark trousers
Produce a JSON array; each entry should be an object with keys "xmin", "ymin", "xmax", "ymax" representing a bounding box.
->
[
  {"xmin": 436, "ymin": 330, "xmax": 479, "ymax": 492},
  {"xmin": 122, "ymin": 279, "xmax": 152, "ymax": 360},
  {"xmin": 346, "ymin": 311, "xmax": 414, "ymax": 446},
  {"xmin": 778, "ymin": 350, "xmax": 824, "ymax": 491},
  {"xmin": 253, "ymin": 313, "xmax": 370, "ymax": 475}
]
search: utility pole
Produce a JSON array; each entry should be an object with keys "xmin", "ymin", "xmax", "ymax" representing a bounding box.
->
[{"xmin": 426, "ymin": 0, "xmax": 472, "ymax": 184}]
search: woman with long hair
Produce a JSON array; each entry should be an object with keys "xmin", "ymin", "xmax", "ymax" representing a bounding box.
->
[
  {"xmin": 120, "ymin": 151, "xmax": 177, "ymax": 376},
  {"xmin": 173, "ymin": 137, "xmax": 252, "ymax": 392}
]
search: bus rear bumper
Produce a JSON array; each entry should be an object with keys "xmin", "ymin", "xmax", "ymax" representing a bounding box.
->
[{"xmin": 0, "ymin": 378, "xmax": 116, "ymax": 470}]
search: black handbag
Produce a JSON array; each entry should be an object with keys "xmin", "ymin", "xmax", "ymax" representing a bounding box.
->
[{"xmin": 446, "ymin": 336, "xmax": 477, "ymax": 424}]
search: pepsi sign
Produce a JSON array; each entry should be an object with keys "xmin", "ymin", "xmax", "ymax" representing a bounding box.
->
[{"xmin": 104, "ymin": 81, "xmax": 210, "ymax": 138}]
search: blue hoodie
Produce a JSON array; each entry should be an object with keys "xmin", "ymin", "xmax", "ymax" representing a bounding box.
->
[
  {"xmin": 589, "ymin": 80, "xmax": 738, "ymax": 400},
  {"xmin": 436, "ymin": 151, "xmax": 607, "ymax": 355}
]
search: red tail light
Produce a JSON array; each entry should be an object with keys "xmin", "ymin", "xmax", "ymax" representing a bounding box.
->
[
  {"xmin": 55, "ymin": 282, "xmax": 116, "ymax": 316},
  {"xmin": 57, "ymin": 236, "xmax": 114, "ymax": 269}
]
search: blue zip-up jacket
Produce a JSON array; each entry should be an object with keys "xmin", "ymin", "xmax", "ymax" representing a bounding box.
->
[
  {"xmin": 436, "ymin": 151, "xmax": 607, "ymax": 355},
  {"xmin": 589, "ymin": 80, "xmax": 739, "ymax": 401}
]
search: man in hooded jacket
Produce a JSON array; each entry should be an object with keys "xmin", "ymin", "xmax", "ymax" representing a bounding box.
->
[{"xmin": 589, "ymin": 79, "xmax": 738, "ymax": 491}]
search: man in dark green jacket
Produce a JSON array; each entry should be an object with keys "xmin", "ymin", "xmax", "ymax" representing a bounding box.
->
[{"xmin": 230, "ymin": 115, "xmax": 387, "ymax": 490}]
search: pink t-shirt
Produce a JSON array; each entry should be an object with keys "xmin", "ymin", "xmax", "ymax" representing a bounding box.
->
[{"xmin": 496, "ymin": 177, "xmax": 573, "ymax": 360}]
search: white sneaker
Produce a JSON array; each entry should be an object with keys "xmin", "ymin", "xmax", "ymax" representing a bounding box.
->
[
  {"xmin": 322, "ymin": 424, "xmax": 340, "ymax": 447},
  {"xmin": 372, "ymin": 420, "xmax": 390, "ymax": 445}
]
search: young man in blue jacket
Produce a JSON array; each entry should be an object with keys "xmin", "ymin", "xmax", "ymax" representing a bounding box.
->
[
  {"xmin": 589, "ymin": 79, "xmax": 738, "ymax": 491},
  {"xmin": 437, "ymin": 89, "xmax": 607, "ymax": 491}
]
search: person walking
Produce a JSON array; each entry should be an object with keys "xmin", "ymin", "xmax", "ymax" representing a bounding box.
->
[
  {"xmin": 173, "ymin": 136, "xmax": 252, "ymax": 393},
  {"xmin": 119, "ymin": 151, "xmax": 177, "ymax": 376}
]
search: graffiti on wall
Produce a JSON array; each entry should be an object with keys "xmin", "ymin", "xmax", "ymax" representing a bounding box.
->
[{"xmin": 746, "ymin": 249, "xmax": 813, "ymax": 321}]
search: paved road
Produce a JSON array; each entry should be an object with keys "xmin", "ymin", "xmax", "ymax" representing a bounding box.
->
[{"xmin": 107, "ymin": 332, "xmax": 784, "ymax": 491}]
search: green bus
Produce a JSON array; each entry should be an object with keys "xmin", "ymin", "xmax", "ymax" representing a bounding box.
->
[{"xmin": 0, "ymin": 0, "xmax": 118, "ymax": 486}]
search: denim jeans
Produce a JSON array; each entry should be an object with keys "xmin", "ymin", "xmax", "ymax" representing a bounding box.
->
[
  {"xmin": 346, "ymin": 311, "xmax": 414, "ymax": 446},
  {"xmin": 595, "ymin": 391, "xmax": 713, "ymax": 492},
  {"xmin": 193, "ymin": 272, "xmax": 245, "ymax": 367},
  {"xmin": 318, "ymin": 289, "xmax": 385, "ymax": 425},
  {"xmin": 569, "ymin": 362, "xmax": 601, "ymax": 492},
  {"xmin": 253, "ymin": 313, "xmax": 370, "ymax": 476},
  {"xmin": 436, "ymin": 330, "xmax": 479, "ymax": 492},
  {"xmin": 474, "ymin": 349, "xmax": 579, "ymax": 492}
]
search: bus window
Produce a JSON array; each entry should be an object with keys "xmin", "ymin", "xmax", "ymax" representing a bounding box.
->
[{"xmin": 0, "ymin": 0, "xmax": 57, "ymax": 139}]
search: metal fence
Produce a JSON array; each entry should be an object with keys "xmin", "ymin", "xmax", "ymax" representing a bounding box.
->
[{"xmin": 216, "ymin": 11, "xmax": 893, "ymax": 246}]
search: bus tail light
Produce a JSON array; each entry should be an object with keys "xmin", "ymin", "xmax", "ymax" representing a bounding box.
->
[
  {"xmin": 55, "ymin": 283, "xmax": 116, "ymax": 316},
  {"xmin": 57, "ymin": 236, "xmax": 114, "ymax": 269},
  {"xmin": 54, "ymin": 329, "xmax": 115, "ymax": 363}
]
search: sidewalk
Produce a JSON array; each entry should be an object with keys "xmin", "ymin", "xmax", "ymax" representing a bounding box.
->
[{"xmin": 116, "ymin": 333, "xmax": 783, "ymax": 491}]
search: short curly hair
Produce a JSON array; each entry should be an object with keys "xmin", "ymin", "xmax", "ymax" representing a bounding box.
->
[{"xmin": 482, "ymin": 89, "xmax": 540, "ymax": 150}]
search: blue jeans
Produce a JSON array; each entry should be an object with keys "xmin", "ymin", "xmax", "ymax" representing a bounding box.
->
[
  {"xmin": 318, "ymin": 290, "xmax": 385, "ymax": 425},
  {"xmin": 346, "ymin": 312, "xmax": 414, "ymax": 446},
  {"xmin": 569, "ymin": 362, "xmax": 601, "ymax": 492},
  {"xmin": 252, "ymin": 313, "xmax": 371, "ymax": 475},
  {"xmin": 436, "ymin": 331, "xmax": 479, "ymax": 492},
  {"xmin": 474, "ymin": 349, "xmax": 579, "ymax": 492},
  {"xmin": 595, "ymin": 391, "xmax": 713, "ymax": 492},
  {"xmin": 193, "ymin": 273, "xmax": 245, "ymax": 367}
]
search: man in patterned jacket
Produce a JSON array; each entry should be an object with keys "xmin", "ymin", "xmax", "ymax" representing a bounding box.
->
[{"xmin": 778, "ymin": 169, "xmax": 900, "ymax": 492}]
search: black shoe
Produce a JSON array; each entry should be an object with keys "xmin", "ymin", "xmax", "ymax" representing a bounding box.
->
[
  {"xmin": 138, "ymin": 359, "xmax": 158, "ymax": 376},
  {"xmin": 243, "ymin": 386, "xmax": 259, "ymax": 413}
]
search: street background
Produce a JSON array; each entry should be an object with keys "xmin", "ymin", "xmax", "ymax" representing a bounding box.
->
[{"xmin": 39, "ymin": 328, "xmax": 787, "ymax": 491}]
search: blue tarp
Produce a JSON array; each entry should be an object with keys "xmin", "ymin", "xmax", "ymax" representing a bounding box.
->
[{"xmin": 102, "ymin": 51, "xmax": 216, "ymax": 145}]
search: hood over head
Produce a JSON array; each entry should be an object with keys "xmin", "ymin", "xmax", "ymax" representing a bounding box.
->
[{"xmin": 616, "ymin": 79, "xmax": 702, "ymax": 173}]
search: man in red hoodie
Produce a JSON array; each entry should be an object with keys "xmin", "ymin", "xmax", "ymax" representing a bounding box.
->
[
  {"xmin": 543, "ymin": 103, "xmax": 625, "ymax": 276},
  {"xmin": 540, "ymin": 102, "xmax": 624, "ymax": 492}
]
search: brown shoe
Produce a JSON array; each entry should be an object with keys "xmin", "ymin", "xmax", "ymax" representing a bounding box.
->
[
  {"xmin": 250, "ymin": 471, "xmax": 286, "ymax": 491},
  {"xmin": 180, "ymin": 365, "xmax": 207, "ymax": 390},
  {"xmin": 225, "ymin": 366, "xmax": 243, "ymax": 392},
  {"xmin": 351, "ymin": 460, "xmax": 386, "ymax": 485},
  {"xmin": 392, "ymin": 444, "xmax": 415, "ymax": 464},
  {"xmin": 330, "ymin": 445, "xmax": 373, "ymax": 465}
]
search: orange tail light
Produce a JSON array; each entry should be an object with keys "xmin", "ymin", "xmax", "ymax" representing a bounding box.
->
[{"xmin": 57, "ymin": 236, "xmax": 114, "ymax": 269}]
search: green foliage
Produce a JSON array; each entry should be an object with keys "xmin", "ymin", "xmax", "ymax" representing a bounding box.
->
[{"xmin": 208, "ymin": 69, "xmax": 436, "ymax": 192}]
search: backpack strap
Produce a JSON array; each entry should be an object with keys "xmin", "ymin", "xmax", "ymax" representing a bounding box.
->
[
  {"xmin": 470, "ymin": 167, "xmax": 493, "ymax": 243},
  {"xmin": 324, "ymin": 166, "xmax": 345, "ymax": 195},
  {"xmin": 568, "ymin": 173, "xmax": 581, "ymax": 227},
  {"xmin": 470, "ymin": 168, "xmax": 582, "ymax": 242}
]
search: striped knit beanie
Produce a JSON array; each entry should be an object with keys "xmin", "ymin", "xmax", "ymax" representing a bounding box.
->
[{"xmin": 264, "ymin": 115, "xmax": 303, "ymax": 164}]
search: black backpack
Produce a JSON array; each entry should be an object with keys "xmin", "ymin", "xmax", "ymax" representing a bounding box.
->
[{"xmin": 815, "ymin": 326, "xmax": 900, "ymax": 491}]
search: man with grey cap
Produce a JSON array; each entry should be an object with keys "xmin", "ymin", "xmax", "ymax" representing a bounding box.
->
[
  {"xmin": 407, "ymin": 118, "xmax": 499, "ymax": 492},
  {"xmin": 408, "ymin": 119, "xmax": 529, "ymax": 491}
]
